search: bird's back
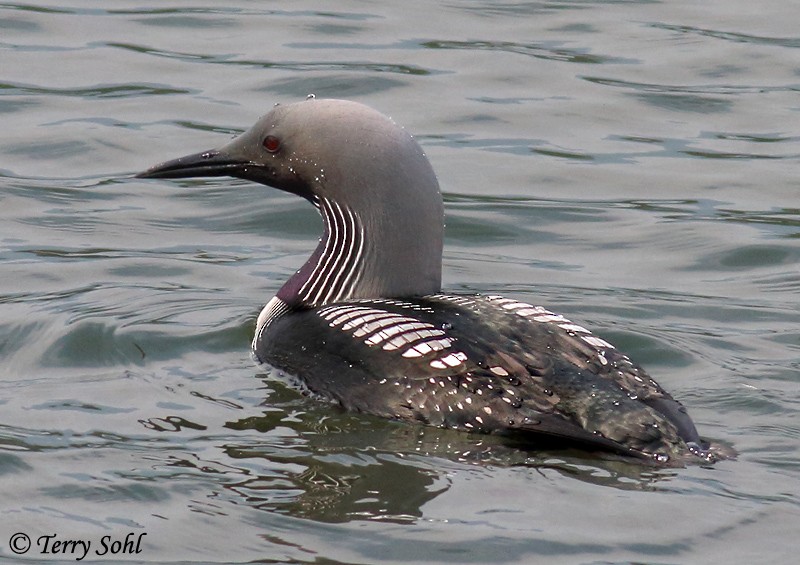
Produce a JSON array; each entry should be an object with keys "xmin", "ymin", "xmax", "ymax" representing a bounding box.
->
[{"xmin": 255, "ymin": 294, "xmax": 707, "ymax": 463}]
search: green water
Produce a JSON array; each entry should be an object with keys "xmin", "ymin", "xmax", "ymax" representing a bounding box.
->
[{"xmin": 1, "ymin": 1, "xmax": 798, "ymax": 563}]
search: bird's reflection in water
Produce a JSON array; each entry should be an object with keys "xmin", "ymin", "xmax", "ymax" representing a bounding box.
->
[{"xmin": 212, "ymin": 380, "xmax": 680, "ymax": 523}]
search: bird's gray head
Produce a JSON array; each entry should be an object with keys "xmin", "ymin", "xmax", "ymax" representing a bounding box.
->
[{"xmin": 138, "ymin": 98, "xmax": 444, "ymax": 306}]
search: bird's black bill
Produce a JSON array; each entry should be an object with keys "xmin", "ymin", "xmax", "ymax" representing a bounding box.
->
[{"xmin": 135, "ymin": 150, "xmax": 248, "ymax": 180}]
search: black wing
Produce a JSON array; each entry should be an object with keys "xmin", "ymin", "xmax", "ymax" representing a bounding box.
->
[{"xmin": 256, "ymin": 294, "xmax": 704, "ymax": 461}]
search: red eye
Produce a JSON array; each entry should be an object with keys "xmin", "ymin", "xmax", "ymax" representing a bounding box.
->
[{"xmin": 263, "ymin": 135, "xmax": 281, "ymax": 153}]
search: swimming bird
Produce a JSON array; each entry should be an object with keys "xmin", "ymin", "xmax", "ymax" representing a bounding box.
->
[{"xmin": 138, "ymin": 97, "xmax": 721, "ymax": 464}]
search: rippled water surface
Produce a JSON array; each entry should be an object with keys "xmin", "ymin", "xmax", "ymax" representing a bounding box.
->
[{"xmin": 2, "ymin": 1, "xmax": 799, "ymax": 563}]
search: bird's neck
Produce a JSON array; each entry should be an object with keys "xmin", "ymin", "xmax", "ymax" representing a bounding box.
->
[{"xmin": 277, "ymin": 195, "xmax": 443, "ymax": 308}]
